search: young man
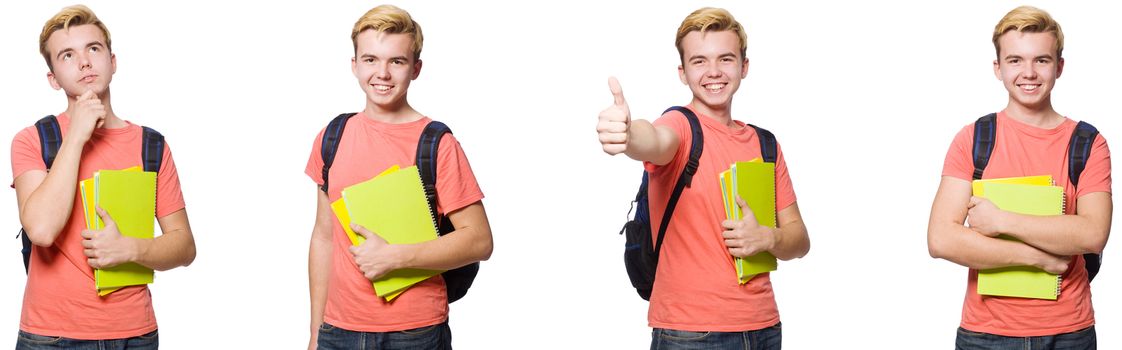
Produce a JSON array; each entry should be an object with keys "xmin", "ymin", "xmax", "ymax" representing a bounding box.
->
[
  {"xmin": 10, "ymin": 5, "xmax": 197, "ymax": 349},
  {"xmin": 305, "ymin": 5, "xmax": 493, "ymax": 350},
  {"xmin": 927, "ymin": 6, "xmax": 1109, "ymax": 349},
  {"xmin": 597, "ymin": 7, "xmax": 809, "ymax": 349}
]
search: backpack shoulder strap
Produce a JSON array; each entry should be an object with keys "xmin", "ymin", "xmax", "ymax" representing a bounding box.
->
[
  {"xmin": 141, "ymin": 126, "xmax": 165, "ymax": 173},
  {"xmin": 972, "ymin": 113, "xmax": 998, "ymax": 180},
  {"xmin": 416, "ymin": 121, "xmax": 453, "ymax": 224},
  {"xmin": 320, "ymin": 113, "xmax": 358, "ymax": 193},
  {"xmin": 1068, "ymin": 121, "xmax": 1099, "ymax": 188},
  {"xmin": 34, "ymin": 115, "xmax": 62, "ymax": 169},
  {"xmin": 746, "ymin": 124, "xmax": 778, "ymax": 163},
  {"xmin": 653, "ymin": 106, "xmax": 704, "ymax": 260}
]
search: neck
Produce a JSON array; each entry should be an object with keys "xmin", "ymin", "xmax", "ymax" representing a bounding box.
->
[
  {"xmin": 689, "ymin": 99, "xmax": 735, "ymax": 127},
  {"xmin": 65, "ymin": 88, "xmax": 127, "ymax": 128},
  {"xmin": 363, "ymin": 99, "xmax": 423, "ymax": 124},
  {"xmin": 1003, "ymin": 99, "xmax": 1063, "ymax": 129}
]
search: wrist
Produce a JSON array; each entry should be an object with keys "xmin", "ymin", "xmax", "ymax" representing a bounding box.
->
[{"xmin": 129, "ymin": 237, "xmax": 150, "ymax": 264}]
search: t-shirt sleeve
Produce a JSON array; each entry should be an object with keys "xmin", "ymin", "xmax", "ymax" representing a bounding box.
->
[
  {"xmin": 155, "ymin": 142, "xmax": 186, "ymax": 218},
  {"xmin": 1075, "ymin": 134, "xmax": 1111, "ymax": 198},
  {"xmin": 11, "ymin": 126, "xmax": 46, "ymax": 186},
  {"xmin": 434, "ymin": 134, "xmax": 484, "ymax": 214},
  {"xmin": 774, "ymin": 141, "xmax": 797, "ymax": 211},
  {"xmin": 643, "ymin": 110, "xmax": 690, "ymax": 175},
  {"xmin": 304, "ymin": 128, "xmax": 328, "ymax": 187},
  {"xmin": 941, "ymin": 124, "xmax": 975, "ymax": 181}
]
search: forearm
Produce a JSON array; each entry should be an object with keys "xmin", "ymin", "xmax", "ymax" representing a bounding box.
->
[
  {"xmin": 308, "ymin": 232, "xmax": 331, "ymax": 332},
  {"xmin": 132, "ymin": 209, "xmax": 195, "ymax": 270},
  {"xmin": 623, "ymin": 120, "xmax": 677, "ymax": 165},
  {"xmin": 770, "ymin": 219, "xmax": 808, "ymax": 261},
  {"xmin": 398, "ymin": 224, "xmax": 492, "ymax": 271},
  {"xmin": 18, "ymin": 139, "xmax": 85, "ymax": 245},
  {"xmin": 999, "ymin": 192, "xmax": 1111, "ymax": 255},
  {"xmin": 929, "ymin": 220, "xmax": 1050, "ymax": 270}
]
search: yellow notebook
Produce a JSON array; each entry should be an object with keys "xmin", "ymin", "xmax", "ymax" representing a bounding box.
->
[
  {"xmin": 341, "ymin": 165, "xmax": 441, "ymax": 301},
  {"xmin": 726, "ymin": 159, "xmax": 778, "ymax": 284},
  {"xmin": 974, "ymin": 181, "xmax": 1064, "ymax": 300},
  {"xmin": 971, "ymin": 175, "xmax": 1053, "ymax": 196},
  {"xmin": 92, "ymin": 168, "xmax": 156, "ymax": 295}
]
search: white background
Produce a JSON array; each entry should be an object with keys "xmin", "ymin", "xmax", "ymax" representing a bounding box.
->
[{"xmin": 1, "ymin": 1, "xmax": 1120, "ymax": 349}]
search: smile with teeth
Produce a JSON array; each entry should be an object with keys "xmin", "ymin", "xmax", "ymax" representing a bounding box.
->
[
  {"xmin": 1018, "ymin": 84, "xmax": 1040, "ymax": 92},
  {"xmin": 372, "ymin": 84, "xmax": 393, "ymax": 92},
  {"xmin": 703, "ymin": 83, "xmax": 726, "ymax": 92}
]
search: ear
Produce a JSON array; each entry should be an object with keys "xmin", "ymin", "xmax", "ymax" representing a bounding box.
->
[
  {"xmin": 351, "ymin": 56, "xmax": 358, "ymax": 77},
  {"xmin": 1055, "ymin": 57, "xmax": 1065, "ymax": 79},
  {"xmin": 678, "ymin": 64, "xmax": 687, "ymax": 85},
  {"xmin": 110, "ymin": 53, "xmax": 117, "ymax": 75},
  {"xmin": 411, "ymin": 59, "xmax": 422, "ymax": 80},
  {"xmin": 741, "ymin": 58, "xmax": 749, "ymax": 79},
  {"xmin": 47, "ymin": 70, "xmax": 62, "ymax": 91},
  {"xmin": 993, "ymin": 59, "xmax": 1001, "ymax": 81}
]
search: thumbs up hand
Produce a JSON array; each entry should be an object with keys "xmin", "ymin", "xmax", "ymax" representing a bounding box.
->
[{"xmin": 597, "ymin": 77, "xmax": 631, "ymax": 155}]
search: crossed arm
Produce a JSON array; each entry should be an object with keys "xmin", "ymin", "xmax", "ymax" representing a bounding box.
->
[{"xmin": 926, "ymin": 176, "xmax": 1110, "ymax": 273}]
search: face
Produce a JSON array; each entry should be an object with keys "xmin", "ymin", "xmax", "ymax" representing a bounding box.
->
[
  {"xmin": 993, "ymin": 31, "xmax": 1064, "ymax": 111},
  {"xmin": 45, "ymin": 24, "xmax": 116, "ymax": 97},
  {"xmin": 678, "ymin": 30, "xmax": 748, "ymax": 116},
  {"xmin": 352, "ymin": 30, "xmax": 422, "ymax": 112}
]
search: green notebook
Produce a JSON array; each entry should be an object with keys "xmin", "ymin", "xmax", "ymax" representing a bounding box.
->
[
  {"xmin": 730, "ymin": 160, "xmax": 778, "ymax": 283},
  {"xmin": 975, "ymin": 182, "xmax": 1064, "ymax": 300},
  {"xmin": 341, "ymin": 165, "xmax": 441, "ymax": 300},
  {"xmin": 93, "ymin": 169, "xmax": 156, "ymax": 294}
]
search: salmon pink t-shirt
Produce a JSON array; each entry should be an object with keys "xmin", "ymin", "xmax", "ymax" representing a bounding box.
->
[
  {"xmin": 942, "ymin": 111, "xmax": 1111, "ymax": 336},
  {"xmin": 10, "ymin": 113, "xmax": 186, "ymax": 339},
  {"xmin": 305, "ymin": 114, "xmax": 484, "ymax": 332},
  {"xmin": 644, "ymin": 107, "xmax": 797, "ymax": 332}
]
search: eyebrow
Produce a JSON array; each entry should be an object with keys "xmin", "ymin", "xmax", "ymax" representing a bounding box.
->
[
  {"xmin": 55, "ymin": 41, "xmax": 105, "ymax": 60},
  {"xmin": 358, "ymin": 53, "xmax": 410, "ymax": 62},
  {"xmin": 688, "ymin": 52, "xmax": 738, "ymax": 62},
  {"xmin": 1003, "ymin": 54, "xmax": 1054, "ymax": 61}
]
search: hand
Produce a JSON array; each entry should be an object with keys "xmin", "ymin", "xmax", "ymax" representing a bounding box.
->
[
  {"xmin": 966, "ymin": 196, "xmax": 1007, "ymax": 237},
  {"xmin": 69, "ymin": 89, "xmax": 107, "ymax": 143},
  {"xmin": 721, "ymin": 197, "xmax": 777, "ymax": 258},
  {"xmin": 1035, "ymin": 251, "xmax": 1072, "ymax": 275},
  {"xmin": 308, "ymin": 331, "xmax": 319, "ymax": 350},
  {"xmin": 597, "ymin": 77, "xmax": 631, "ymax": 155},
  {"xmin": 81, "ymin": 207, "xmax": 138, "ymax": 269},
  {"xmin": 348, "ymin": 223, "xmax": 403, "ymax": 281}
]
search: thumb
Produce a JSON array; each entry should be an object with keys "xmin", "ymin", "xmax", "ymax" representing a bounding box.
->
[
  {"xmin": 735, "ymin": 196, "xmax": 759, "ymax": 225},
  {"xmin": 350, "ymin": 223, "xmax": 382, "ymax": 243},
  {"xmin": 78, "ymin": 89, "xmax": 95, "ymax": 102},
  {"xmin": 968, "ymin": 196, "xmax": 981, "ymax": 208},
  {"xmin": 608, "ymin": 76, "xmax": 627, "ymax": 107},
  {"xmin": 95, "ymin": 206, "xmax": 117, "ymax": 228}
]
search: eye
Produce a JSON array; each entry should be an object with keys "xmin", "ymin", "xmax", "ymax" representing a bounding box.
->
[
  {"xmin": 61, "ymin": 53, "xmax": 72, "ymax": 61},
  {"xmin": 89, "ymin": 46, "xmax": 99, "ymax": 53},
  {"xmin": 363, "ymin": 57, "xmax": 374, "ymax": 64},
  {"xmin": 391, "ymin": 59, "xmax": 406, "ymax": 65}
]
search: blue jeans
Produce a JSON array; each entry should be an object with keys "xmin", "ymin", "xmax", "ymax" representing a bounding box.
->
[
  {"xmin": 955, "ymin": 326, "xmax": 1096, "ymax": 350},
  {"xmin": 15, "ymin": 329, "xmax": 158, "ymax": 350},
  {"xmin": 651, "ymin": 323, "xmax": 781, "ymax": 350},
  {"xmin": 317, "ymin": 321, "xmax": 451, "ymax": 350}
]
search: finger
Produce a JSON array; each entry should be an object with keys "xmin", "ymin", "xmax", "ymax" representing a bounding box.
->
[
  {"xmin": 350, "ymin": 223, "xmax": 374, "ymax": 239},
  {"xmin": 598, "ymin": 132, "xmax": 627, "ymax": 144},
  {"xmin": 608, "ymin": 77, "xmax": 626, "ymax": 106},
  {"xmin": 721, "ymin": 220, "xmax": 738, "ymax": 230},
  {"xmin": 78, "ymin": 89, "xmax": 95, "ymax": 102},
  {"xmin": 84, "ymin": 248, "xmax": 96, "ymax": 258},
  {"xmin": 722, "ymin": 230, "xmax": 739, "ymax": 240},
  {"xmin": 597, "ymin": 120, "xmax": 628, "ymax": 133},
  {"xmin": 735, "ymin": 197, "xmax": 759, "ymax": 225},
  {"xmin": 348, "ymin": 246, "xmax": 359, "ymax": 256},
  {"xmin": 81, "ymin": 229, "xmax": 96, "ymax": 240},
  {"xmin": 95, "ymin": 207, "xmax": 116, "ymax": 228},
  {"xmin": 968, "ymin": 196, "xmax": 981, "ymax": 208},
  {"xmin": 87, "ymin": 258, "xmax": 101, "ymax": 269},
  {"xmin": 81, "ymin": 239, "xmax": 95, "ymax": 248},
  {"xmin": 602, "ymin": 144, "xmax": 626, "ymax": 155}
]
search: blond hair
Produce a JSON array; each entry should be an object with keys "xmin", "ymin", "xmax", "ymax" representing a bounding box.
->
[
  {"xmin": 675, "ymin": 7, "xmax": 747, "ymax": 62},
  {"xmin": 352, "ymin": 5, "xmax": 423, "ymax": 60},
  {"xmin": 39, "ymin": 5, "xmax": 112, "ymax": 71},
  {"xmin": 992, "ymin": 6, "xmax": 1064, "ymax": 58}
]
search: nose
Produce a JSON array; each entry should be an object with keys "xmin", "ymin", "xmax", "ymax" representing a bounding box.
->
[
  {"xmin": 1021, "ymin": 61, "xmax": 1038, "ymax": 79},
  {"xmin": 373, "ymin": 61, "xmax": 391, "ymax": 80},
  {"xmin": 78, "ymin": 52, "xmax": 92, "ymax": 71},
  {"xmin": 705, "ymin": 61, "xmax": 722, "ymax": 78}
]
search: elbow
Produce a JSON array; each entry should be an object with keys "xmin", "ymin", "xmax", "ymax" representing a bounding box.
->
[
  {"xmin": 928, "ymin": 231, "xmax": 949, "ymax": 260},
  {"xmin": 476, "ymin": 238, "xmax": 493, "ymax": 262},
  {"xmin": 21, "ymin": 225, "xmax": 58, "ymax": 247},
  {"xmin": 181, "ymin": 245, "xmax": 197, "ymax": 267},
  {"xmin": 1085, "ymin": 231, "xmax": 1108, "ymax": 255}
]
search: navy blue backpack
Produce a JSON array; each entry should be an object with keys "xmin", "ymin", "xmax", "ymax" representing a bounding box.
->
[
  {"xmin": 971, "ymin": 113, "xmax": 1102, "ymax": 281},
  {"xmin": 18, "ymin": 115, "xmax": 165, "ymax": 274},
  {"xmin": 620, "ymin": 106, "xmax": 777, "ymax": 300},
  {"xmin": 319, "ymin": 113, "xmax": 479, "ymax": 303}
]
